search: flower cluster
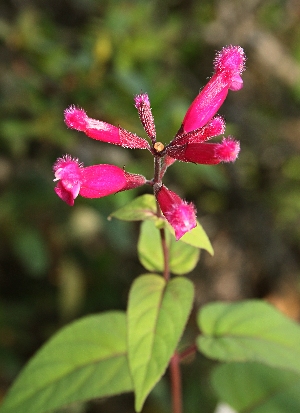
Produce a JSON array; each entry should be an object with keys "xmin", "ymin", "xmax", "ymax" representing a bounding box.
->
[{"xmin": 53, "ymin": 45, "xmax": 246, "ymax": 239}]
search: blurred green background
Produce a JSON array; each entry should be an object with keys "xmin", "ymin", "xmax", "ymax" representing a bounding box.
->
[{"xmin": 1, "ymin": 0, "xmax": 300, "ymax": 412}]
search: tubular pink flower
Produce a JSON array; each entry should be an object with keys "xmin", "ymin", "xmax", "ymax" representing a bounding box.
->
[
  {"xmin": 155, "ymin": 185, "xmax": 197, "ymax": 240},
  {"xmin": 182, "ymin": 45, "xmax": 245, "ymax": 133},
  {"xmin": 166, "ymin": 137, "xmax": 240, "ymax": 165},
  {"xmin": 64, "ymin": 106, "xmax": 150, "ymax": 150},
  {"xmin": 53, "ymin": 155, "xmax": 146, "ymax": 206}
]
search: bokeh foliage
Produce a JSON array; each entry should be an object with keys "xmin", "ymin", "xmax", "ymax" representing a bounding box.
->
[{"xmin": 1, "ymin": 0, "xmax": 300, "ymax": 412}]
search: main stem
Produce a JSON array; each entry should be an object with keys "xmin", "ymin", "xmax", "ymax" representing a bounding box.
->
[
  {"xmin": 154, "ymin": 154, "xmax": 183, "ymax": 413},
  {"xmin": 159, "ymin": 223, "xmax": 182, "ymax": 413},
  {"xmin": 170, "ymin": 352, "xmax": 182, "ymax": 413}
]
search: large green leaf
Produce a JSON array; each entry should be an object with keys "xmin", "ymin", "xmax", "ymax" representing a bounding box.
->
[
  {"xmin": 212, "ymin": 362, "xmax": 300, "ymax": 413},
  {"xmin": 109, "ymin": 194, "xmax": 157, "ymax": 221},
  {"xmin": 127, "ymin": 274, "xmax": 194, "ymax": 411},
  {"xmin": 197, "ymin": 300, "xmax": 300, "ymax": 374},
  {"xmin": 0, "ymin": 312, "xmax": 132, "ymax": 413},
  {"xmin": 137, "ymin": 220, "xmax": 200, "ymax": 275}
]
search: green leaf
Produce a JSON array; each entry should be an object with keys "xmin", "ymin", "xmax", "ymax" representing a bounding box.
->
[
  {"xmin": 170, "ymin": 220, "xmax": 214, "ymax": 255},
  {"xmin": 212, "ymin": 362, "xmax": 300, "ymax": 413},
  {"xmin": 109, "ymin": 194, "xmax": 157, "ymax": 222},
  {"xmin": 127, "ymin": 274, "xmax": 194, "ymax": 411},
  {"xmin": 0, "ymin": 312, "xmax": 132, "ymax": 413},
  {"xmin": 137, "ymin": 220, "xmax": 164, "ymax": 272},
  {"xmin": 197, "ymin": 300, "xmax": 300, "ymax": 374},
  {"xmin": 137, "ymin": 220, "xmax": 200, "ymax": 275}
]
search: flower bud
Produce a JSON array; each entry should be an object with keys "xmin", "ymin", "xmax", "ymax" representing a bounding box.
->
[
  {"xmin": 166, "ymin": 137, "xmax": 240, "ymax": 165},
  {"xmin": 134, "ymin": 93, "xmax": 156, "ymax": 142},
  {"xmin": 64, "ymin": 106, "xmax": 149, "ymax": 149},
  {"xmin": 155, "ymin": 185, "xmax": 196, "ymax": 240},
  {"xmin": 170, "ymin": 116, "xmax": 226, "ymax": 147}
]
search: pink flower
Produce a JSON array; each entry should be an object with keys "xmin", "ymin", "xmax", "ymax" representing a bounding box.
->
[
  {"xmin": 166, "ymin": 137, "xmax": 240, "ymax": 165},
  {"xmin": 64, "ymin": 106, "xmax": 150, "ymax": 150},
  {"xmin": 155, "ymin": 185, "xmax": 197, "ymax": 240},
  {"xmin": 181, "ymin": 45, "xmax": 245, "ymax": 133},
  {"xmin": 53, "ymin": 155, "xmax": 146, "ymax": 206}
]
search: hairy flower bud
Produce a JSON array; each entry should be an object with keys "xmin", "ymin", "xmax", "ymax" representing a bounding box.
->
[
  {"xmin": 134, "ymin": 93, "xmax": 156, "ymax": 142},
  {"xmin": 170, "ymin": 116, "xmax": 226, "ymax": 147},
  {"xmin": 64, "ymin": 106, "xmax": 150, "ymax": 149},
  {"xmin": 166, "ymin": 137, "xmax": 240, "ymax": 165}
]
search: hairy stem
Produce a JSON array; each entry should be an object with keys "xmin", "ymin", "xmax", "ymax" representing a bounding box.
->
[{"xmin": 153, "ymin": 156, "xmax": 162, "ymax": 185}]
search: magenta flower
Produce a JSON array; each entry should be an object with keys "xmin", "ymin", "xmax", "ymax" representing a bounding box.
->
[
  {"xmin": 54, "ymin": 45, "xmax": 246, "ymax": 239},
  {"xmin": 53, "ymin": 155, "xmax": 146, "ymax": 206},
  {"xmin": 155, "ymin": 185, "xmax": 197, "ymax": 240},
  {"xmin": 181, "ymin": 45, "xmax": 245, "ymax": 133}
]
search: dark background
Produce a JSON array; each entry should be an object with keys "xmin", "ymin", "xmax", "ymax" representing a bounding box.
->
[{"xmin": 1, "ymin": 0, "xmax": 300, "ymax": 412}]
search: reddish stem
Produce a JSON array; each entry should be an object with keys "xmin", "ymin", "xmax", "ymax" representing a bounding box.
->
[
  {"xmin": 170, "ymin": 352, "xmax": 183, "ymax": 413},
  {"xmin": 179, "ymin": 344, "xmax": 197, "ymax": 361}
]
